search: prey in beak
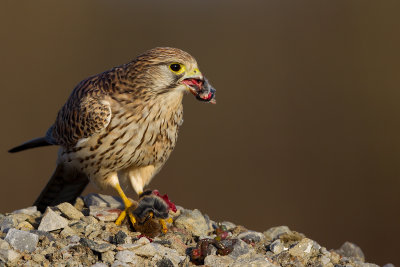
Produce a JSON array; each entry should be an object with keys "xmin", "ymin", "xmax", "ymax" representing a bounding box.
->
[{"xmin": 181, "ymin": 69, "xmax": 216, "ymax": 104}]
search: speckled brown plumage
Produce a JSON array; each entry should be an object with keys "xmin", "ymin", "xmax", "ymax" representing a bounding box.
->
[{"xmin": 9, "ymin": 47, "xmax": 216, "ymax": 212}]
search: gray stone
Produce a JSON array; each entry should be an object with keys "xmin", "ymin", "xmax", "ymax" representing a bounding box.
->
[
  {"xmin": 229, "ymin": 239, "xmax": 254, "ymax": 260},
  {"xmin": 0, "ymin": 249, "xmax": 21, "ymax": 263},
  {"xmin": 67, "ymin": 235, "xmax": 81, "ymax": 244},
  {"xmin": 5, "ymin": 228, "xmax": 39, "ymax": 252},
  {"xmin": 382, "ymin": 264, "xmax": 395, "ymax": 267},
  {"xmin": 289, "ymin": 238, "xmax": 314, "ymax": 257},
  {"xmin": 60, "ymin": 226, "xmax": 76, "ymax": 238},
  {"xmin": 155, "ymin": 257, "xmax": 175, "ymax": 267},
  {"xmin": 133, "ymin": 243, "xmax": 157, "ymax": 257},
  {"xmin": 0, "ymin": 239, "xmax": 10, "ymax": 250},
  {"xmin": 56, "ymin": 202, "xmax": 84, "ymax": 220},
  {"xmin": 152, "ymin": 243, "xmax": 184, "ymax": 266},
  {"xmin": 0, "ymin": 216, "xmax": 17, "ymax": 233},
  {"xmin": 89, "ymin": 206, "xmax": 121, "ymax": 222},
  {"xmin": 90, "ymin": 263, "xmax": 108, "ymax": 267},
  {"xmin": 12, "ymin": 206, "xmax": 39, "ymax": 217},
  {"xmin": 221, "ymin": 221, "xmax": 236, "ymax": 231},
  {"xmin": 238, "ymin": 230, "xmax": 265, "ymax": 243},
  {"xmin": 204, "ymin": 255, "xmax": 234, "ymax": 267},
  {"xmin": 362, "ymin": 264, "xmax": 380, "ymax": 267},
  {"xmin": 269, "ymin": 239, "xmax": 285, "ymax": 254},
  {"xmin": 115, "ymin": 250, "xmax": 135, "ymax": 263},
  {"xmin": 232, "ymin": 255, "xmax": 279, "ymax": 267},
  {"xmin": 84, "ymin": 193, "xmax": 124, "ymax": 209},
  {"xmin": 102, "ymin": 250, "xmax": 115, "ymax": 264},
  {"xmin": 111, "ymin": 260, "xmax": 130, "ymax": 267},
  {"xmin": 174, "ymin": 209, "xmax": 210, "ymax": 236},
  {"xmin": 29, "ymin": 229, "xmax": 56, "ymax": 242},
  {"xmin": 335, "ymin": 241, "xmax": 365, "ymax": 262},
  {"xmin": 38, "ymin": 207, "xmax": 69, "ymax": 232},
  {"xmin": 32, "ymin": 253, "xmax": 46, "ymax": 263},
  {"xmin": 80, "ymin": 238, "xmax": 116, "ymax": 253},
  {"xmin": 263, "ymin": 226, "xmax": 291, "ymax": 240}
]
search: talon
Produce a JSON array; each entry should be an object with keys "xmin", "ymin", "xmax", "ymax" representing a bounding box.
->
[{"xmin": 159, "ymin": 219, "xmax": 168, "ymax": 234}]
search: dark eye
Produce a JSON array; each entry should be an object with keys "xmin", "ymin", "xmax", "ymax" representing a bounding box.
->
[{"xmin": 170, "ymin": 63, "xmax": 181, "ymax": 72}]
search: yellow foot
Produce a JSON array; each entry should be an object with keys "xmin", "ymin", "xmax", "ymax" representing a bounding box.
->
[
  {"xmin": 159, "ymin": 218, "xmax": 173, "ymax": 234},
  {"xmin": 115, "ymin": 206, "xmax": 137, "ymax": 226}
]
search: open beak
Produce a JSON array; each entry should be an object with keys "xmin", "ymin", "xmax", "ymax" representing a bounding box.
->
[{"xmin": 181, "ymin": 68, "xmax": 216, "ymax": 104}]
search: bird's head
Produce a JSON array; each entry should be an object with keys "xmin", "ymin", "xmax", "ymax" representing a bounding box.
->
[{"xmin": 132, "ymin": 47, "xmax": 216, "ymax": 104}]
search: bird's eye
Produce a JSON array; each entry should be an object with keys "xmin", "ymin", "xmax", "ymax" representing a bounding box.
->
[{"xmin": 169, "ymin": 63, "xmax": 185, "ymax": 75}]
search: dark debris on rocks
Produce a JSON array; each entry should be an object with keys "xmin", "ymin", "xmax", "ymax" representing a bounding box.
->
[{"xmin": 0, "ymin": 194, "xmax": 392, "ymax": 267}]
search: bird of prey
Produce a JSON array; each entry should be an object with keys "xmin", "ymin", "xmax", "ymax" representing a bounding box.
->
[{"xmin": 9, "ymin": 47, "xmax": 216, "ymax": 230}]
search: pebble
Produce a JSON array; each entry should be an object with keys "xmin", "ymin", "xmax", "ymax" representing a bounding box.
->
[
  {"xmin": 335, "ymin": 241, "xmax": 365, "ymax": 262},
  {"xmin": 57, "ymin": 202, "xmax": 84, "ymax": 220},
  {"xmin": 84, "ymin": 193, "xmax": 124, "ymax": 209},
  {"xmin": 12, "ymin": 206, "xmax": 39, "ymax": 216},
  {"xmin": 204, "ymin": 255, "xmax": 234, "ymax": 266},
  {"xmin": 0, "ymin": 216, "xmax": 17, "ymax": 232},
  {"xmin": 89, "ymin": 206, "xmax": 122, "ymax": 221},
  {"xmin": 269, "ymin": 239, "xmax": 285, "ymax": 254},
  {"xmin": 174, "ymin": 209, "xmax": 210, "ymax": 236},
  {"xmin": 263, "ymin": 225, "xmax": 291, "ymax": 240},
  {"xmin": 115, "ymin": 250, "xmax": 135, "ymax": 263},
  {"xmin": 221, "ymin": 221, "xmax": 236, "ymax": 231},
  {"xmin": 90, "ymin": 263, "xmax": 108, "ymax": 267},
  {"xmin": 5, "ymin": 228, "xmax": 39, "ymax": 252},
  {"xmin": 0, "ymin": 248, "xmax": 21, "ymax": 263},
  {"xmin": 0, "ymin": 195, "xmax": 384, "ymax": 267},
  {"xmin": 289, "ymin": 238, "xmax": 314, "ymax": 257},
  {"xmin": 238, "ymin": 230, "xmax": 265, "ymax": 243},
  {"xmin": 80, "ymin": 238, "xmax": 116, "ymax": 253},
  {"xmin": 229, "ymin": 239, "xmax": 254, "ymax": 259},
  {"xmin": 0, "ymin": 239, "xmax": 10, "ymax": 250},
  {"xmin": 38, "ymin": 207, "xmax": 69, "ymax": 232}
]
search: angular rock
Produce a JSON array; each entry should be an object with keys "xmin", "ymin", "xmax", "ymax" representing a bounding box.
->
[
  {"xmin": 221, "ymin": 221, "xmax": 236, "ymax": 231},
  {"xmin": 84, "ymin": 194, "xmax": 124, "ymax": 209},
  {"xmin": 263, "ymin": 226, "xmax": 291, "ymax": 240},
  {"xmin": 111, "ymin": 260, "xmax": 130, "ymax": 267},
  {"xmin": 204, "ymin": 255, "xmax": 234, "ymax": 267},
  {"xmin": 56, "ymin": 202, "xmax": 84, "ymax": 220},
  {"xmin": 229, "ymin": 239, "xmax": 253, "ymax": 259},
  {"xmin": 0, "ymin": 216, "xmax": 17, "ymax": 233},
  {"xmin": 60, "ymin": 226, "xmax": 76, "ymax": 238},
  {"xmin": 80, "ymin": 238, "xmax": 116, "ymax": 253},
  {"xmin": 115, "ymin": 250, "xmax": 135, "ymax": 263},
  {"xmin": 89, "ymin": 206, "xmax": 122, "ymax": 222},
  {"xmin": 269, "ymin": 239, "xmax": 285, "ymax": 254},
  {"xmin": 335, "ymin": 241, "xmax": 365, "ymax": 262},
  {"xmin": 174, "ymin": 209, "xmax": 210, "ymax": 236},
  {"xmin": 0, "ymin": 239, "xmax": 10, "ymax": 250},
  {"xmin": 12, "ymin": 206, "xmax": 39, "ymax": 216},
  {"xmin": 38, "ymin": 207, "xmax": 69, "ymax": 232},
  {"xmin": 101, "ymin": 250, "xmax": 115, "ymax": 264},
  {"xmin": 232, "ymin": 255, "xmax": 279, "ymax": 267},
  {"xmin": 90, "ymin": 263, "xmax": 108, "ymax": 267},
  {"xmin": 238, "ymin": 230, "xmax": 265, "ymax": 243},
  {"xmin": 133, "ymin": 243, "xmax": 157, "ymax": 257},
  {"xmin": 289, "ymin": 238, "xmax": 314, "ymax": 257},
  {"xmin": 0, "ymin": 249, "xmax": 21, "ymax": 263},
  {"xmin": 5, "ymin": 228, "xmax": 39, "ymax": 252}
]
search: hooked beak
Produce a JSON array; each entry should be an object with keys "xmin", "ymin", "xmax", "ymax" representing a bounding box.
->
[{"xmin": 181, "ymin": 68, "xmax": 216, "ymax": 104}]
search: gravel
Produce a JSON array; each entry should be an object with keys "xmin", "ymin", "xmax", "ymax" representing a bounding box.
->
[{"xmin": 0, "ymin": 193, "xmax": 391, "ymax": 266}]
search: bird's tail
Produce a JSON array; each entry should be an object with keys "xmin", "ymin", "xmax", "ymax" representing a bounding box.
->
[
  {"xmin": 34, "ymin": 163, "xmax": 89, "ymax": 212},
  {"xmin": 8, "ymin": 137, "xmax": 52, "ymax": 153}
]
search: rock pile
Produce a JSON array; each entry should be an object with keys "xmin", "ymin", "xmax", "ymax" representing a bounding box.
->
[{"xmin": 0, "ymin": 194, "xmax": 393, "ymax": 266}]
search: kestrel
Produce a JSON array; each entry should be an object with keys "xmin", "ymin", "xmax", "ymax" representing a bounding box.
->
[{"xmin": 9, "ymin": 47, "xmax": 216, "ymax": 230}]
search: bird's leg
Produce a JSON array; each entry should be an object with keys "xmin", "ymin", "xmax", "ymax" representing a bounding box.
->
[{"xmin": 114, "ymin": 182, "xmax": 137, "ymax": 226}]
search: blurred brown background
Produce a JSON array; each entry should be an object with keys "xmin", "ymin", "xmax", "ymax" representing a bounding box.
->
[{"xmin": 1, "ymin": 0, "xmax": 399, "ymax": 265}]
